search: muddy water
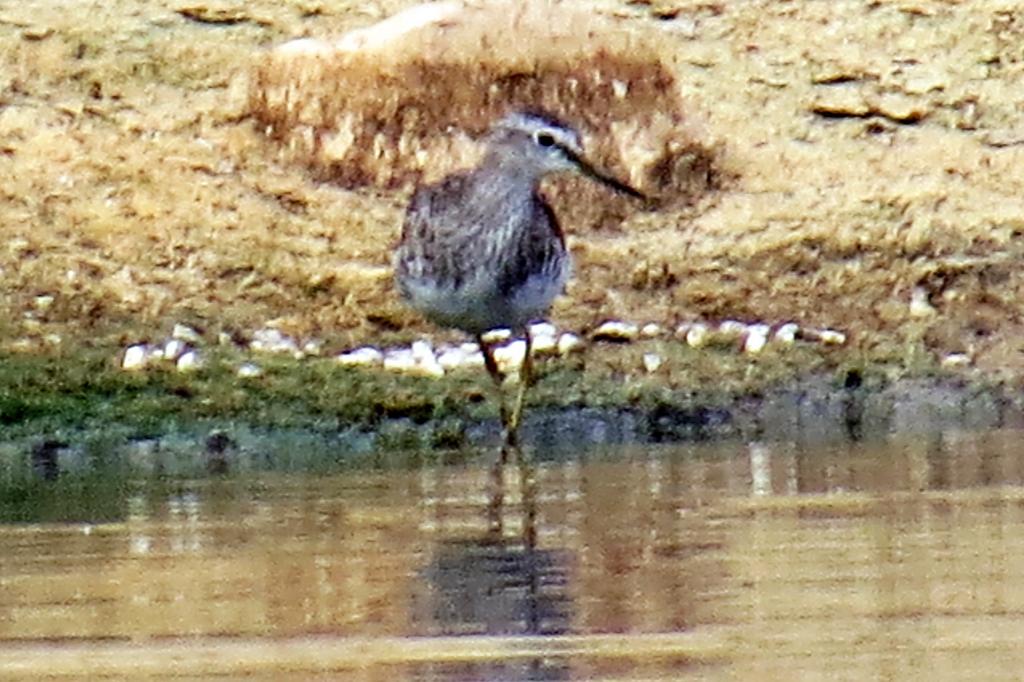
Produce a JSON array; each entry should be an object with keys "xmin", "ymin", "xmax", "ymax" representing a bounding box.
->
[{"xmin": 4, "ymin": 430, "xmax": 1024, "ymax": 680}]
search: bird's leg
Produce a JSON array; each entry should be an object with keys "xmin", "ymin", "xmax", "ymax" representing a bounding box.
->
[
  {"xmin": 477, "ymin": 334, "xmax": 512, "ymax": 436},
  {"xmin": 506, "ymin": 329, "xmax": 533, "ymax": 446}
]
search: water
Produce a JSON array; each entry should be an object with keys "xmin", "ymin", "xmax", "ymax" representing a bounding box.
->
[{"xmin": 3, "ymin": 430, "xmax": 1024, "ymax": 680}]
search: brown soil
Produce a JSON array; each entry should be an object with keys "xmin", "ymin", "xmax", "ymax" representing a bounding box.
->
[{"xmin": 3, "ymin": 0, "xmax": 1024, "ymax": 379}]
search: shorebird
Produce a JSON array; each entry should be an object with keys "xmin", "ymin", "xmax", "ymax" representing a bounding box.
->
[{"xmin": 394, "ymin": 111, "xmax": 644, "ymax": 446}]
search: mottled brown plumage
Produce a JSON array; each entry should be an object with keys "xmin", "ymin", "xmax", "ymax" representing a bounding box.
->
[{"xmin": 394, "ymin": 111, "xmax": 643, "ymax": 446}]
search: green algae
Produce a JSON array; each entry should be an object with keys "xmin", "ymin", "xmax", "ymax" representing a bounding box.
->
[{"xmin": 0, "ymin": 338, "xmax": 844, "ymax": 444}]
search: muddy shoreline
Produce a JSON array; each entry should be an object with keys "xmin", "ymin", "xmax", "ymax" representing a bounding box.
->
[
  {"xmin": 3, "ymin": 370, "xmax": 1018, "ymax": 480},
  {"xmin": 3, "ymin": 1, "xmax": 1024, "ymax": 372},
  {"xmin": 2, "ymin": 0, "xmax": 1024, "ymax": 478}
]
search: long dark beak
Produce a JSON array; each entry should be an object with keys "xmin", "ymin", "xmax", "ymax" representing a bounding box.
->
[{"xmin": 565, "ymin": 148, "xmax": 646, "ymax": 200}]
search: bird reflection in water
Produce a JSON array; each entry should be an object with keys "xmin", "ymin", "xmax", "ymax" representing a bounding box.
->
[{"xmin": 414, "ymin": 445, "xmax": 572, "ymax": 680}]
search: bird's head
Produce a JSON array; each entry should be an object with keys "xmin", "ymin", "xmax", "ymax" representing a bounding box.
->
[{"xmin": 486, "ymin": 111, "xmax": 644, "ymax": 199}]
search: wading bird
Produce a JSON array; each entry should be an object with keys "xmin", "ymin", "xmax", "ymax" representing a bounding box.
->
[{"xmin": 394, "ymin": 111, "xmax": 644, "ymax": 446}]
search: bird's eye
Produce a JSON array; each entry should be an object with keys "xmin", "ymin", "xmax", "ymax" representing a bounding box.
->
[{"xmin": 535, "ymin": 131, "xmax": 556, "ymax": 148}]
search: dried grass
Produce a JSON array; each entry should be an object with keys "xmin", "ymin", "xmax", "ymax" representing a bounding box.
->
[
  {"xmin": 248, "ymin": 0, "xmax": 723, "ymax": 216},
  {"xmin": 2, "ymin": 0, "xmax": 1024, "ymax": 372}
]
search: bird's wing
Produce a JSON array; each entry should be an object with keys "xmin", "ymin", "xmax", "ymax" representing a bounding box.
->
[{"xmin": 395, "ymin": 173, "xmax": 478, "ymax": 288}]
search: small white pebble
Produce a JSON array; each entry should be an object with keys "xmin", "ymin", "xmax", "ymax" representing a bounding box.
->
[
  {"xmin": 217, "ymin": 332, "xmax": 234, "ymax": 346},
  {"xmin": 528, "ymin": 322, "xmax": 557, "ymax": 338},
  {"xmin": 302, "ymin": 339, "xmax": 323, "ymax": 356},
  {"xmin": 43, "ymin": 333, "xmax": 62, "ymax": 346},
  {"xmin": 172, "ymin": 323, "xmax": 203, "ymax": 344},
  {"xmin": 531, "ymin": 333, "xmax": 557, "ymax": 355},
  {"xmin": 909, "ymin": 287, "xmax": 937, "ymax": 318},
  {"xmin": 461, "ymin": 350, "xmax": 485, "ymax": 367},
  {"xmin": 743, "ymin": 324, "xmax": 771, "ymax": 354},
  {"xmin": 557, "ymin": 332, "xmax": 584, "ymax": 355},
  {"xmin": 941, "ymin": 353, "xmax": 971, "ymax": 368},
  {"xmin": 436, "ymin": 344, "xmax": 485, "ymax": 369},
  {"xmin": 717, "ymin": 320, "xmax": 748, "ymax": 339},
  {"xmin": 34, "ymin": 294, "xmax": 55, "ymax": 311},
  {"xmin": 411, "ymin": 339, "xmax": 435, "ymax": 363},
  {"xmin": 494, "ymin": 339, "xmax": 527, "ymax": 373},
  {"xmin": 593, "ymin": 320, "xmax": 639, "ymax": 342},
  {"xmin": 805, "ymin": 328, "xmax": 847, "ymax": 345},
  {"xmin": 237, "ymin": 362, "xmax": 262, "ymax": 378},
  {"xmin": 381, "ymin": 347, "xmax": 445, "ymax": 378},
  {"xmin": 250, "ymin": 328, "xmax": 298, "ymax": 354},
  {"xmin": 774, "ymin": 322, "xmax": 799, "ymax": 345},
  {"xmin": 442, "ymin": 346, "xmax": 485, "ymax": 369},
  {"xmin": 640, "ymin": 323, "xmax": 663, "ymax": 338},
  {"xmin": 819, "ymin": 329, "xmax": 847, "ymax": 345},
  {"xmin": 436, "ymin": 346, "xmax": 468, "ymax": 370},
  {"xmin": 176, "ymin": 350, "xmax": 203, "ymax": 372},
  {"xmin": 685, "ymin": 323, "xmax": 709, "ymax": 348},
  {"xmin": 415, "ymin": 354, "xmax": 445, "ymax": 378},
  {"xmin": 163, "ymin": 338, "xmax": 188, "ymax": 361},
  {"xmin": 642, "ymin": 352, "xmax": 663, "ymax": 373},
  {"xmin": 481, "ymin": 328, "xmax": 512, "ymax": 343},
  {"xmin": 337, "ymin": 347, "xmax": 383, "ymax": 367},
  {"xmin": 122, "ymin": 344, "xmax": 149, "ymax": 370},
  {"xmin": 383, "ymin": 349, "xmax": 417, "ymax": 373}
]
